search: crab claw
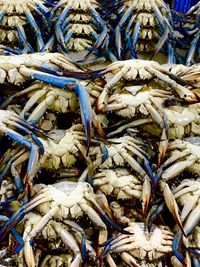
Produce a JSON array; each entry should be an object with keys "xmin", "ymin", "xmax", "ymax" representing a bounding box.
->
[
  {"xmin": 23, "ymin": 70, "xmax": 92, "ymax": 151},
  {"xmin": 160, "ymin": 181, "xmax": 185, "ymax": 236},
  {"xmin": 96, "ymin": 89, "xmax": 108, "ymax": 112}
]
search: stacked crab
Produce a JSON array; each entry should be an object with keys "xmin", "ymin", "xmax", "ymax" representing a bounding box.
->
[{"xmin": 0, "ymin": 0, "xmax": 199, "ymax": 267}]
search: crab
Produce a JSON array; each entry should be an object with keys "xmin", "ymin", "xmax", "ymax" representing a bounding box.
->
[
  {"xmin": 0, "ymin": 181, "xmax": 127, "ymax": 265},
  {"xmin": 103, "ymin": 0, "xmax": 176, "ymax": 61},
  {"xmin": 93, "ymin": 168, "xmax": 143, "ymax": 200},
  {"xmin": 0, "ymin": 0, "xmax": 49, "ymax": 53},
  {"xmin": 0, "ymin": 52, "xmax": 95, "ymax": 150},
  {"xmin": 96, "ymin": 59, "xmax": 198, "ymax": 113},
  {"xmin": 17, "ymin": 213, "xmax": 96, "ymax": 267},
  {"xmin": 0, "ymin": 110, "xmax": 45, "ymax": 192},
  {"xmin": 46, "ymin": 0, "xmax": 113, "ymax": 62},
  {"xmin": 0, "ymin": 52, "xmax": 85, "ymax": 88},
  {"xmin": 3, "ymin": 79, "xmax": 103, "ymax": 126},
  {"xmin": 89, "ymin": 135, "xmax": 151, "ymax": 181},
  {"xmin": 159, "ymin": 138, "xmax": 200, "ymax": 182},
  {"xmin": 0, "ymin": 124, "xmax": 90, "ymax": 195},
  {"xmin": 99, "ymin": 222, "xmax": 174, "ymax": 267}
]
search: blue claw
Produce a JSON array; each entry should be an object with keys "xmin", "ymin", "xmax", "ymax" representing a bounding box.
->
[
  {"xmin": 101, "ymin": 212, "xmax": 130, "ymax": 234},
  {"xmin": 8, "ymin": 121, "xmax": 44, "ymax": 154},
  {"xmin": 6, "ymin": 130, "xmax": 39, "ymax": 192},
  {"xmin": 64, "ymin": 30, "xmax": 74, "ymax": 45},
  {"xmin": 142, "ymin": 158, "xmax": 154, "ymax": 182}
]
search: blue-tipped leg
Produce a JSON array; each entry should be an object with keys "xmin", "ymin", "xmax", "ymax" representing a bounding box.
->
[
  {"xmin": 25, "ymin": 11, "xmax": 44, "ymax": 50},
  {"xmin": 17, "ymin": 25, "xmax": 34, "ymax": 53},
  {"xmin": 81, "ymin": 232, "xmax": 87, "ymax": 266},
  {"xmin": 173, "ymin": 230, "xmax": 185, "ymax": 266},
  {"xmin": 115, "ymin": 6, "xmax": 134, "ymax": 59}
]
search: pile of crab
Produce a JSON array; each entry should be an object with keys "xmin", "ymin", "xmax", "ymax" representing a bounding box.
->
[{"xmin": 0, "ymin": 0, "xmax": 199, "ymax": 267}]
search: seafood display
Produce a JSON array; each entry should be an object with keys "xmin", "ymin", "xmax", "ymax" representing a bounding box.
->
[{"xmin": 0, "ymin": 0, "xmax": 199, "ymax": 267}]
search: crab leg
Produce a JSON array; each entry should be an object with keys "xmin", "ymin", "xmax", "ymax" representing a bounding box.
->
[
  {"xmin": 121, "ymin": 252, "xmax": 140, "ymax": 267},
  {"xmin": 0, "ymin": 216, "xmax": 24, "ymax": 255},
  {"xmin": 55, "ymin": 6, "xmax": 71, "ymax": 52},
  {"xmin": 0, "ymin": 128, "xmax": 39, "ymax": 194},
  {"xmin": 115, "ymin": 6, "xmax": 134, "ymax": 59},
  {"xmin": 17, "ymin": 25, "xmax": 34, "ymax": 53},
  {"xmin": 186, "ymin": 32, "xmax": 200, "ymax": 66},
  {"xmin": 25, "ymin": 11, "xmax": 44, "ymax": 50},
  {"xmin": 162, "ymin": 155, "xmax": 197, "ymax": 181},
  {"xmin": 21, "ymin": 69, "xmax": 92, "ymax": 150},
  {"xmin": 0, "ymin": 195, "xmax": 51, "ymax": 242},
  {"xmin": 146, "ymin": 66, "xmax": 198, "ymax": 102},
  {"xmin": 85, "ymin": 3, "xmax": 109, "ymax": 56}
]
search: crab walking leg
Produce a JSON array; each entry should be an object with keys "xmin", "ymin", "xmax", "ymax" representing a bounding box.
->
[
  {"xmin": 78, "ymin": 200, "xmax": 108, "ymax": 246},
  {"xmin": 107, "ymin": 118, "xmax": 153, "ymax": 138},
  {"xmin": 0, "ymin": 194, "xmax": 52, "ymax": 242},
  {"xmin": 142, "ymin": 177, "xmax": 151, "ymax": 215},
  {"xmin": 162, "ymin": 155, "xmax": 197, "ymax": 181},
  {"xmin": 161, "ymin": 149, "xmax": 191, "ymax": 169},
  {"xmin": 20, "ymin": 88, "xmax": 50, "ymax": 118},
  {"xmin": 120, "ymin": 150, "xmax": 149, "ymax": 180},
  {"xmin": 121, "ymin": 252, "xmax": 140, "ymax": 267},
  {"xmin": 11, "ymin": 152, "xmax": 30, "ymax": 193},
  {"xmin": 96, "ymin": 67, "xmax": 131, "ymax": 111},
  {"xmin": 145, "ymin": 66, "xmax": 198, "ymax": 102}
]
